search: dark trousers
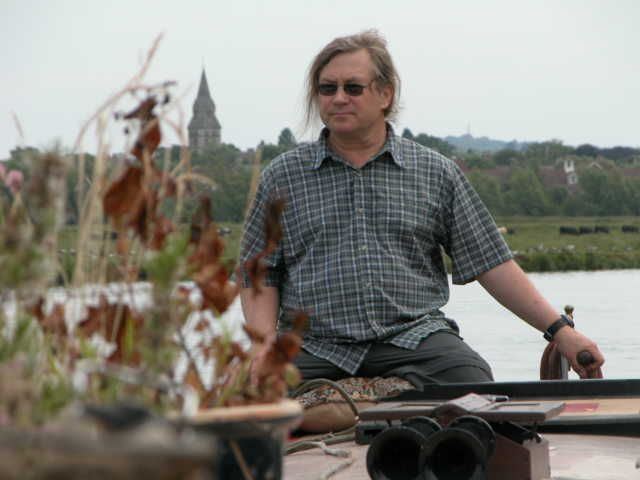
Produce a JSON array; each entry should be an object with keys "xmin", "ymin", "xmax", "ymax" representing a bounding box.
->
[{"xmin": 294, "ymin": 331, "xmax": 493, "ymax": 389}]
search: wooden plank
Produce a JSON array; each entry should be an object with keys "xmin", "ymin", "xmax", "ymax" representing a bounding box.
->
[
  {"xmin": 284, "ymin": 442, "xmax": 369, "ymax": 480},
  {"xmin": 558, "ymin": 397, "xmax": 640, "ymax": 418},
  {"xmin": 360, "ymin": 394, "xmax": 565, "ymax": 424},
  {"xmin": 547, "ymin": 434, "xmax": 640, "ymax": 479}
]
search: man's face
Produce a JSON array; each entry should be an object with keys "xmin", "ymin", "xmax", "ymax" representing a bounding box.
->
[{"xmin": 317, "ymin": 49, "xmax": 392, "ymax": 138}]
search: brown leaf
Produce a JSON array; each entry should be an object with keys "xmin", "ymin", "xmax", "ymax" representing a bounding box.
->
[
  {"xmin": 196, "ymin": 267, "xmax": 239, "ymax": 315},
  {"xmin": 124, "ymin": 98, "xmax": 161, "ymax": 160},
  {"xmin": 189, "ymin": 223, "xmax": 224, "ymax": 267},
  {"xmin": 103, "ymin": 166, "xmax": 144, "ymax": 223},
  {"xmin": 241, "ymin": 253, "xmax": 268, "ymax": 294},
  {"xmin": 264, "ymin": 197, "xmax": 286, "ymax": 254},
  {"xmin": 252, "ymin": 328, "xmax": 303, "ymax": 393},
  {"xmin": 270, "ymin": 332, "xmax": 302, "ymax": 364},
  {"xmin": 239, "ymin": 197, "xmax": 286, "ymax": 294},
  {"xmin": 104, "ymin": 167, "xmax": 173, "ymax": 249},
  {"xmin": 189, "ymin": 196, "xmax": 212, "ymax": 245},
  {"xmin": 123, "ymin": 97, "xmax": 157, "ymax": 121},
  {"xmin": 30, "ymin": 300, "xmax": 67, "ymax": 337},
  {"xmin": 290, "ymin": 310, "xmax": 309, "ymax": 336},
  {"xmin": 115, "ymin": 232, "xmax": 130, "ymax": 256},
  {"xmin": 148, "ymin": 214, "xmax": 174, "ymax": 250},
  {"xmin": 127, "ymin": 190, "xmax": 158, "ymax": 242},
  {"xmin": 76, "ymin": 296, "xmax": 144, "ymax": 366},
  {"xmin": 230, "ymin": 342, "xmax": 248, "ymax": 362}
]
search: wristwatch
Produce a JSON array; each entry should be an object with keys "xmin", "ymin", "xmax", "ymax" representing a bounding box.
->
[{"xmin": 543, "ymin": 314, "xmax": 575, "ymax": 341}]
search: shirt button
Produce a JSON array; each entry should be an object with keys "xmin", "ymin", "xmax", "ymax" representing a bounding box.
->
[
  {"xmin": 360, "ymin": 245, "xmax": 367, "ymax": 251},
  {"xmin": 357, "ymin": 208, "xmax": 364, "ymax": 214}
]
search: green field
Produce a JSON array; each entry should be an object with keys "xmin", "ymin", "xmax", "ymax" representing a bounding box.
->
[
  {"xmin": 495, "ymin": 216, "xmax": 640, "ymax": 272},
  {"xmin": 219, "ymin": 216, "xmax": 640, "ymax": 273},
  {"xmin": 59, "ymin": 217, "xmax": 640, "ymax": 277}
]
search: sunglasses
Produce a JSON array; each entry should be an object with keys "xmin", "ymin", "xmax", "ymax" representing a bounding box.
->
[{"xmin": 317, "ymin": 80, "xmax": 374, "ymax": 97}]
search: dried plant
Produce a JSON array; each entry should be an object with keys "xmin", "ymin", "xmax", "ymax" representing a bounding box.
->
[{"xmin": 0, "ymin": 35, "xmax": 302, "ymax": 430}]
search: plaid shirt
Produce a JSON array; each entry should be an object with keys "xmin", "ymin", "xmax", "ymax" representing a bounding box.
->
[{"xmin": 240, "ymin": 127, "xmax": 512, "ymax": 374}]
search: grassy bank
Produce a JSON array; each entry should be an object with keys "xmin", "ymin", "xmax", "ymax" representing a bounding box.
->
[
  {"xmin": 219, "ymin": 216, "xmax": 640, "ymax": 273},
  {"xmin": 496, "ymin": 216, "xmax": 640, "ymax": 272},
  {"xmin": 57, "ymin": 222, "xmax": 244, "ymax": 283},
  {"xmin": 58, "ymin": 216, "xmax": 640, "ymax": 278}
]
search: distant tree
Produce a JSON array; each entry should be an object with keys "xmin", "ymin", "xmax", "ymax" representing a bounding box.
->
[
  {"xmin": 574, "ymin": 144, "xmax": 599, "ymax": 158},
  {"xmin": 154, "ymin": 145, "xmax": 184, "ymax": 169},
  {"xmin": 502, "ymin": 168, "xmax": 552, "ymax": 215},
  {"xmin": 462, "ymin": 153, "xmax": 495, "ymax": 169},
  {"xmin": 261, "ymin": 142, "xmax": 288, "ymax": 163},
  {"xmin": 189, "ymin": 143, "xmax": 252, "ymax": 222},
  {"xmin": 577, "ymin": 169, "xmax": 630, "ymax": 216},
  {"xmin": 401, "ymin": 128, "xmax": 415, "ymax": 140},
  {"xmin": 523, "ymin": 140, "xmax": 572, "ymax": 165},
  {"xmin": 625, "ymin": 177, "xmax": 640, "ymax": 215},
  {"xmin": 413, "ymin": 133, "xmax": 455, "ymax": 157},
  {"xmin": 4, "ymin": 146, "xmax": 37, "ymax": 173},
  {"xmin": 600, "ymin": 146, "xmax": 639, "ymax": 162},
  {"xmin": 277, "ymin": 128, "xmax": 297, "ymax": 149},
  {"xmin": 547, "ymin": 186, "xmax": 569, "ymax": 208},
  {"xmin": 493, "ymin": 149, "xmax": 521, "ymax": 166},
  {"xmin": 468, "ymin": 171, "xmax": 504, "ymax": 215}
]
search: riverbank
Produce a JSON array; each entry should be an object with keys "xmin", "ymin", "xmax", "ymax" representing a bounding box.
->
[
  {"xmin": 195, "ymin": 217, "xmax": 640, "ymax": 273},
  {"xmin": 496, "ymin": 216, "xmax": 640, "ymax": 272},
  {"xmin": 58, "ymin": 216, "xmax": 640, "ymax": 276},
  {"xmin": 219, "ymin": 216, "xmax": 640, "ymax": 273}
]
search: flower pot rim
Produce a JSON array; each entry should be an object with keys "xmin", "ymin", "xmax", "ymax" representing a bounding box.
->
[{"xmin": 188, "ymin": 398, "xmax": 302, "ymax": 425}]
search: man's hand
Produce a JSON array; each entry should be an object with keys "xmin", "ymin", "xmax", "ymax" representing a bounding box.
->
[
  {"xmin": 477, "ymin": 260, "xmax": 606, "ymax": 379},
  {"xmin": 554, "ymin": 326, "xmax": 604, "ymax": 378}
]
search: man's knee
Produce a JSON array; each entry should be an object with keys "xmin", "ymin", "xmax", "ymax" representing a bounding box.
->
[
  {"xmin": 294, "ymin": 350, "xmax": 347, "ymax": 381},
  {"xmin": 429, "ymin": 364, "xmax": 494, "ymax": 383}
]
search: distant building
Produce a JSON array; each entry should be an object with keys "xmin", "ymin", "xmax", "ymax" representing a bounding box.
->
[
  {"xmin": 563, "ymin": 158, "xmax": 578, "ymax": 186},
  {"xmin": 538, "ymin": 158, "xmax": 579, "ymax": 193},
  {"xmin": 188, "ymin": 69, "xmax": 221, "ymax": 153}
]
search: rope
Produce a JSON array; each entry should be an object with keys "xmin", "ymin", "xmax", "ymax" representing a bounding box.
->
[
  {"xmin": 290, "ymin": 378, "xmax": 360, "ymax": 420},
  {"xmin": 286, "ymin": 378, "xmax": 362, "ymax": 455}
]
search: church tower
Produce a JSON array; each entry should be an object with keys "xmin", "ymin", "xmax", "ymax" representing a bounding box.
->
[{"xmin": 188, "ymin": 69, "xmax": 221, "ymax": 153}]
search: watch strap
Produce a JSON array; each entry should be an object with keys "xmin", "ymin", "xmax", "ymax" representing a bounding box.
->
[{"xmin": 543, "ymin": 314, "xmax": 575, "ymax": 342}]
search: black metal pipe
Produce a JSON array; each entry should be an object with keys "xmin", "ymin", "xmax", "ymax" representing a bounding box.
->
[
  {"xmin": 420, "ymin": 415, "xmax": 495, "ymax": 480},
  {"xmin": 366, "ymin": 416, "xmax": 441, "ymax": 480}
]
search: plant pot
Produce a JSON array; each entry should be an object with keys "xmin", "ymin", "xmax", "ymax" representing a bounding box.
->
[{"xmin": 190, "ymin": 399, "xmax": 302, "ymax": 480}]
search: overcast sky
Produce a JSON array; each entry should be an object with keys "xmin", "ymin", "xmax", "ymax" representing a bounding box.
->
[{"xmin": 2, "ymin": 0, "xmax": 639, "ymax": 159}]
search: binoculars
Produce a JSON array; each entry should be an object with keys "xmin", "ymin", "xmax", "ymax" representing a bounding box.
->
[{"xmin": 365, "ymin": 415, "xmax": 495, "ymax": 480}]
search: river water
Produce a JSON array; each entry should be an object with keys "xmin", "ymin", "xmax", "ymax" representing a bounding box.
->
[{"xmin": 445, "ymin": 269, "xmax": 640, "ymax": 381}]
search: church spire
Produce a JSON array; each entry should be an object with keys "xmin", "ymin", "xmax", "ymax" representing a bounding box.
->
[
  {"xmin": 197, "ymin": 69, "xmax": 212, "ymax": 100},
  {"xmin": 188, "ymin": 68, "xmax": 221, "ymax": 153}
]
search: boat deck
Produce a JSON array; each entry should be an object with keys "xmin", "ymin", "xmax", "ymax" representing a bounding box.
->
[{"xmin": 285, "ymin": 433, "xmax": 640, "ymax": 479}]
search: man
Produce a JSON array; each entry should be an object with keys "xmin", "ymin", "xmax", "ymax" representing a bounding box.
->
[{"xmin": 240, "ymin": 30, "xmax": 603, "ymax": 388}]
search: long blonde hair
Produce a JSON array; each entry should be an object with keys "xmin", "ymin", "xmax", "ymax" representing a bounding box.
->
[{"xmin": 304, "ymin": 30, "xmax": 401, "ymax": 130}]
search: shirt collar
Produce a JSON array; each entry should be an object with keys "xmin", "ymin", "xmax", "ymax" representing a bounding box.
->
[{"xmin": 312, "ymin": 123, "xmax": 405, "ymax": 170}]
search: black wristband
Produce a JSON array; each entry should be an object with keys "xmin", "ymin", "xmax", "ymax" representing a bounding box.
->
[{"xmin": 543, "ymin": 314, "xmax": 575, "ymax": 342}]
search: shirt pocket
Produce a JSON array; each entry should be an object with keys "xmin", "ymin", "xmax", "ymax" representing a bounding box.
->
[
  {"xmin": 284, "ymin": 179, "xmax": 352, "ymax": 262},
  {"xmin": 373, "ymin": 181, "xmax": 437, "ymax": 241}
]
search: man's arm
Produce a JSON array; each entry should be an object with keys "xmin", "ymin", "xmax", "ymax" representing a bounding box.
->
[
  {"xmin": 240, "ymin": 286, "xmax": 280, "ymax": 338},
  {"xmin": 476, "ymin": 259, "xmax": 604, "ymax": 378}
]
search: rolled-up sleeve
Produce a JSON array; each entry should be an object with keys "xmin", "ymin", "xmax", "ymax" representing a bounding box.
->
[{"xmin": 441, "ymin": 161, "xmax": 513, "ymax": 285}]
